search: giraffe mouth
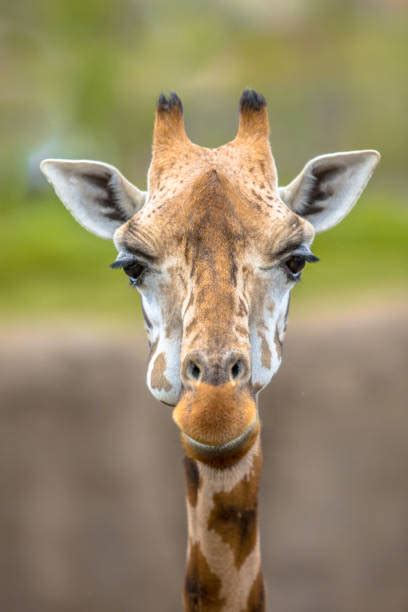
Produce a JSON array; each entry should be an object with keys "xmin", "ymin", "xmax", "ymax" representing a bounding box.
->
[
  {"xmin": 181, "ymin": 416, "xmax": 259, "ymax": 457},
  {"xmin": 172, "ymin": 382, "xmax": 258, "ymax": 461}
]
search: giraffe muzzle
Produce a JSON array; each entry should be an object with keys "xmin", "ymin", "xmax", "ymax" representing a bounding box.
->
[
  {"xmin": 181, "ymin": 418, "xmax": 258, "ymax": 459},
  {"xmin": 172, "ymin": 381, "xmax": 258, "ymax": 462}
]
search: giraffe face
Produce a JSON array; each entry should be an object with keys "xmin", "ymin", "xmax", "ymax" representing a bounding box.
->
[
  {"xmin": 41, "ymin": 90, "xmax": 380, "ymax": 459},
  {"xmin": 113, "ymin": 165, "xmax": 314, "ymax": 410}
]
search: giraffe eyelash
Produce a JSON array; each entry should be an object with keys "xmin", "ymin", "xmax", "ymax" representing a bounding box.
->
[
  {"xmin": 110, "ymin": 255, "xmax": 149, "ymax": 287},
  {"xmin": 110, "ymin": 255, "xmax": 138, "ymax": 269}
]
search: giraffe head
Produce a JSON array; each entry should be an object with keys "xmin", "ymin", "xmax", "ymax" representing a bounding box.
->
[{"xmin": 41, "ymin": 90, "xmax": 379, "ymax": 463}]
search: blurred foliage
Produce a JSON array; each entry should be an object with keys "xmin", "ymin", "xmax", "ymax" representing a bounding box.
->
[{"xmin": 0, "ymin": 0, "xmax": 407, "ymax": 320}]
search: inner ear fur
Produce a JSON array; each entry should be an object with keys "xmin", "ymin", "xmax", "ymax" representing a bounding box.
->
[
  {"xmin": 40, "ymin": 159, "xmax": 146, "ymax": 239},
  {"xmin": 279, "ymin": 150, "xmax": 380, "ymax": 232}
]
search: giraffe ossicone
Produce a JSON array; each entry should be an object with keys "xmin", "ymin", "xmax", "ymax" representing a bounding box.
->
[{"xmin": 41, "ymin": 90, "xmax": 380, "ymax": 610}]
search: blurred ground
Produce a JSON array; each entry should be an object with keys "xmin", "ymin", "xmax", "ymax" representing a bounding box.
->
[{"xmin": 1, "ymin": 305, "xmax": 407, "ymax": 612}]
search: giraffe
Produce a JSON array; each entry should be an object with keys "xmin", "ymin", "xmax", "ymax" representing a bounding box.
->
[{"xmin": 41, "ymin": 90, "xmax": 379, "ymax": 611}]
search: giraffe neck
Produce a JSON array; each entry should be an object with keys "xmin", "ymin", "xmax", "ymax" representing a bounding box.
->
[{"xmin": 183, "ymin": 434, "xmax": 265, "ymax": 611}]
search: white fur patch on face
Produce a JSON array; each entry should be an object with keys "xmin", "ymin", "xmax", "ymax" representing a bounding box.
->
[
  {"xmin": 140, "ymin": 279, "xmax": 183, "ymax": 405},
  {"xmin": 146, "ymin": 339, "xmax": 181, "ymax": 405},
  {"xmin": 250, "ymin": 273, "xmax": 291, "ymax": 392}
]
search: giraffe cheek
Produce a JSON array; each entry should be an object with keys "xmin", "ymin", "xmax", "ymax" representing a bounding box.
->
[
  {"xmin": 251, "ymin": 342, "xmax": 282, "ymax": 393},
  {"xmin": 147, "ymin": 349, "xmax": 182, "ymax": 406}
]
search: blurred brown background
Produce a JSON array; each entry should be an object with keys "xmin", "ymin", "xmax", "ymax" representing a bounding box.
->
[
  {"xmin": 2, "ymin": 310, "xmax": 407, "ymax": 611},
  {"xmin": 1, "ymin": 0, "xmax": 407, "ymax": 610}
]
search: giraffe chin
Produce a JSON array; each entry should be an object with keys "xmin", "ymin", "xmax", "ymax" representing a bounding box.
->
[{"xmin": 172, "ymin": 382, "xmax": 259, "ymax": 465}]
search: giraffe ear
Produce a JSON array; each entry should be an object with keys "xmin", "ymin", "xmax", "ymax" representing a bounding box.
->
[
  {"xmin": 40, "ymin": 159, "xmax": 147, "ymax": 239},
  {"xmin": 279, "ymin": 150, "xmax": 380, "ymax": 233}
]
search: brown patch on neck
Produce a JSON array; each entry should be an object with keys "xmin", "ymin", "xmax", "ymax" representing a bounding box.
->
[
  {"xmin": 184, "ymin": 456, "xmax": 201, "ymax": 507},
  {"xmin": 241, "ymin": 571, "xmax": 265, "ymax": 612},
  {"xmin": 184, "ymin": 542, "xmax": 226, "ymax": 611},
  {"xmin": 207, "ymin": 452, "xmax": 262, "ymax": 569},
  {"xmin": 150, "ymin": 352, "xmax": 172, "ymax": 392}
]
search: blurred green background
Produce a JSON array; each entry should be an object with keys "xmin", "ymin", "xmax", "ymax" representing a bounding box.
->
[{"xmin": 1, "ymin": 0, "xmax": 407, "ymax": 324}]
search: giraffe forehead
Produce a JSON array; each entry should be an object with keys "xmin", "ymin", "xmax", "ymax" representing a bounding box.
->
[
  {"xmin": 148, "ymin": 136, "xmax": 277, "ymax": 196},
  {"xmin": 123, "ymin": 166, "xmax": 300, "ymax": 266}
]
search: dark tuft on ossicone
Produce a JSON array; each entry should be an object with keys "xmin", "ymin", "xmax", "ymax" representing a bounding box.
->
[
  {"xmin": 157, "ymin": 92, "xmax": 183, "ymax": 113},
  {"xmin": 239, "ymin": 89, "xmax": 266, "ymax": 112}
]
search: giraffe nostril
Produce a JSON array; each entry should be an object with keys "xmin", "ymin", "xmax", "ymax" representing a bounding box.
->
[
  {"xmin": 182, "ymin": 353, "xmax": 207, "ymax": 388},
  {"xmin": 183, "ymin": 352, "xmax": 250, "ymax": 387},
  {"xmin": 187, "ymin": 360, "xmax": 202, "ymax": 382},
  {"xmin": 230, "ymin": 359, "xmax": 244, "ymax": 380}
]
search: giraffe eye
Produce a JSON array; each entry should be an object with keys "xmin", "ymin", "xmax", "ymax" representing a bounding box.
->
[
  {"xmin": 285, "ymin": 256, "xmax": 306, "ymax": 275},
  {"xmin": 282, "ymin": 250, "xmax": 319, "ymax": 281},
  {"xmin": 123, "ymin": 261, "xmax": 147, "ymax": 286}
]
